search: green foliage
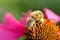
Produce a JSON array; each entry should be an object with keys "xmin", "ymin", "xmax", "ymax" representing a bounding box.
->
[
  {"xmin": 18, "ymin": 36, "xmax": 26, "ymax": 40},
  {"xmin": 0, "ymin": 0, "xmax": 60, "ymax": 19}
]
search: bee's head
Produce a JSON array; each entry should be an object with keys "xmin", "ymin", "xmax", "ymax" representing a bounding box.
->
[{"xmin": 31, "ymin": 10, "xmax": 44, "ymax": 23}]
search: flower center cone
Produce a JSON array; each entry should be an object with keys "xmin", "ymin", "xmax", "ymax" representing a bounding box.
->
[{"xmin": 26, "ymin": 19, "xmax": 60, "ymax": 40}]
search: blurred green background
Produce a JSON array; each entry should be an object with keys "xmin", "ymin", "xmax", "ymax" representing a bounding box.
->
[{"xmin": 0, "ymin": 0, "xmax": 60, "ymax": 40}]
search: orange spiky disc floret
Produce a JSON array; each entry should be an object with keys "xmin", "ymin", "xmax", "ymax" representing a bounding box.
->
[{"xmin": 25, "ymin": 19, "xmax": 59, "ymax": 40}]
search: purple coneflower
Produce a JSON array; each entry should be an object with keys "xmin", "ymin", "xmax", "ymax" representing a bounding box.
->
[{"xmin": 0, "ymin": 8, "xmax": 60, "ymax": 40}]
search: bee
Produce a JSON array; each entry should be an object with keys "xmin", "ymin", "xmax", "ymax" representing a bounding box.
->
[
  {"xmin": 31, "ymin": 10, "xmax": 44, "ymax": 23},
  {"xmin": 26, "ymin": 10, "xmax": 44, "ymax": 27}
]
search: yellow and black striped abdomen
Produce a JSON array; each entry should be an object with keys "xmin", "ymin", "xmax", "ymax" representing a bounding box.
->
[{"xmin": 25, "ymin": 19, "xmax": 59, "ymax": 40}]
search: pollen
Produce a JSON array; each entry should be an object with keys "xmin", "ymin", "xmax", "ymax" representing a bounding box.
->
[{"xmin": 25, "ymin": 19, "xmax": 59, "ymax": 40}]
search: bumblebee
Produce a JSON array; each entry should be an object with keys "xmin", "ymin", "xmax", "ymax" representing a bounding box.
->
[
  {"xmin": 31, "ymin": 10, "xmax": 44, "ymax": 23},
  {"xmin": 26, "ymin": 10, "xmax": 44, "ymax": 27}
]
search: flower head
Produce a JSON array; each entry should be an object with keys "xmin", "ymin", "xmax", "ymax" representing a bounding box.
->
[
  {"xmin": 26, "ymin": 19, "xmax": 59, "ymax": 40},
  {"xmin": 0, "ymin": 8, "xmax": 60, "ymax": 40},
  {"xmin": 26, "ymin": 9, "xmax": 60, "ymax": 40}
]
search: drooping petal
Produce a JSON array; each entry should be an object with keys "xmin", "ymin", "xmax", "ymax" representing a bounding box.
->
[
  {"xmin": 0, "ymin": 24, "xmax": 18, "ymax": 40},
  {"xmin": 43, "ymin": 8, "xmax": 60, "ymax": 22},
  {"xmin": 2, "ymin": 12, "xmax": 25, "ymax": 37},
  {"xmin": 20, "ymin": 10, "xmax": 32, "ymax": 27}
]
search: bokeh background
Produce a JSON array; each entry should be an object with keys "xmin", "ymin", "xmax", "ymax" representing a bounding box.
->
[{"xmin": 0, "ymin": 0, "xmax": 60, "ymax": 40}]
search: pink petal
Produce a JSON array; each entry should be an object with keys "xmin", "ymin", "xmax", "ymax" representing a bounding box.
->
[
  {"xmin": 0, "ymin": 24, "xmax": 18, "ymax": 40},
  {"xmin": 2, "ymin": 13, "xmax": 25, "ymax": 37},
  {"xmin": 20, "ymin": 10, "xmax": 32, "ymax": 27},
  {"xmin": 43, "ymin": 8, "xmax": 60, "ymax": 22},
  {"xmin": 58, "ymin": 31, "xmax": 60, "ymax": 35}
]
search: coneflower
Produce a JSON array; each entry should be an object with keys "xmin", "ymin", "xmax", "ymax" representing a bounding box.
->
[
  {"xmin": 0, "ymin": 8, "xmax": 60, "ymax": 40},
  {"xmin": 25, "ymin": 9, "xmax": 60, "ymax": 40},
  {"xmin": 26, "ymin": 19, "xmax": 59, "ymax": 40}
]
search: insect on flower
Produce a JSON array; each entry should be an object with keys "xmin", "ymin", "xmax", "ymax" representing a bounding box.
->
[
  {"xmin": 25, "ymin": 10, "xmax": 59, "ymax": 40},
  {"xmin": 26, "ymin": 10, "xmax": 44, "ymax": 27},
  {"xmin": 0, "ymin": 8, "xmax": 59, "ymax": 40}
]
